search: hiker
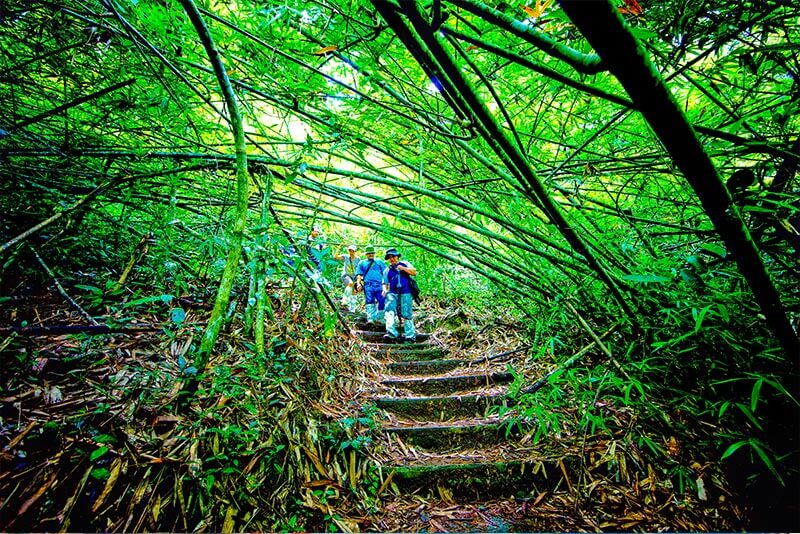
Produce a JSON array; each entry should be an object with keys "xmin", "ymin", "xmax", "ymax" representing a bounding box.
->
[
  {"xmin": 305, "ymin": 225, "xmax": 326, "ymax": 273},
  {"xmin": 355, "ymin": 245, "xmax": 386, "ymax": 324},
  {"xmin": 334, "ymin": 245, "xmax": 360, "ymax": 312},
  {"xmin": 382, "ymin": 247, "xmax": 417, "ymax": 342}
]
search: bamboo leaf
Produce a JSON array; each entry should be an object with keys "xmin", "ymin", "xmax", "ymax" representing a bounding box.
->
[
  {"xmin": 721, "ymin": 440, "xmax": 748, "ymax": 460},
  {"xmin": 90, "ymin": 446, "xmax": 110, "ymax": 463},
  {"xmin": 750, "ymin": 377, "xmax": 764, "ymax": 413},
  {"xmin": 92, "ymin": 458, "xmax": 123, "ymax": 512}
]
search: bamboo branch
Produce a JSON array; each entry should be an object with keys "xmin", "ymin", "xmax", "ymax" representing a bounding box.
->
[
  {"xmin": 0, "ymin": 324, "xmax": 163, "ymax": 336},
  {"xmin": 378, "ymin": 1, "xmax": 636, "ymax": 319},
  {"xmin": 522, "ymin": 323, "xmax": 619, "ymax": 394},
  {"xmin": 445, "ymin": 0, "xmax": 605, "ymax": 74},
  {"xmin": 0, "ymin": 177, "xmax": 124, "ymax": 254},
  {"xmin": 114, "ymin": 232, "xmax": 151, "ymax": 289},
  {"xmin": 6, "ymin": 79, "xmax": 135, "ymax": 133},
  {"xmin": 564, "ymin": 301, "xmax": 628, "ymax": 380},
  {"xmin": 470, "ymin": 345, "xmax": 531, "ymax": 364},
  {"xmin": 176, "ymin": 0, "xmax": 250, "ymax": 409},
  {"xmin": 30, "ymin": 247, "xmax": 99, "ymax": 326}
]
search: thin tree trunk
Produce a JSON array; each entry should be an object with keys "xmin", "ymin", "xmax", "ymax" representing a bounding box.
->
[
  {"xmin": 557, "ymin": 0, "xmax": 800, "ymax": 360},
  {"xmin": 254, "ymin": 182, "xmax": 272, "ymax": 358},
  {"xmin": 177, "ymin": 0, "xmax": 249, "ymax": 406}
]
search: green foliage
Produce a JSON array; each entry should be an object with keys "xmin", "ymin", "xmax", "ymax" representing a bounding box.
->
[{"xmin": 1, "ymin": 0, "xmax": 798, "ymax": 528}]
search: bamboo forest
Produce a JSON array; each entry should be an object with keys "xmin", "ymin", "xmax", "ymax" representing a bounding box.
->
[{"xmin": 1, "ymin": 0, "xmax": 799, "ymax": 531}]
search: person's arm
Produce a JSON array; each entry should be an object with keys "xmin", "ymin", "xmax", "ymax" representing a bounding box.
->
[{"xmin": 398, "ymin": 261, "xmax": 417, "ymax": 276}]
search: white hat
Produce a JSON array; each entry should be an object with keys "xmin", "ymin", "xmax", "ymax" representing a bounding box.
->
[{"xmin": 347, "ymin": 245, "xmax": 357, "ymax": 251}]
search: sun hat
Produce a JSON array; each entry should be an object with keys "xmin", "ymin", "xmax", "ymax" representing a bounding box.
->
[
  {"xmin": 347, "ymin": 245, "xmax": 357, "ymax": 251},
  {"xmin": 384, "ymin": 247, "xmax": 400, "ymax": 260},
  {"xmin": 364, "ymin": 245, "xmax": 376, "ymax": 254}
]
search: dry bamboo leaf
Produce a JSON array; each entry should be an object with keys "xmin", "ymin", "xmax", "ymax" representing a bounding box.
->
[
  {"xmin": 376, "ymin": 469, "xmax": 395, "ymax": 496},
  {"xmin": 303, "ymin": 478, "xmax": 343, "ymax": 489},
  {"xmin": 429, "ymin": 518, "xmax": 446, "ymax": 531},
  {"xmin": 332, "ymin": 515, "xmax": 359, "ymax": 533},
  {"xmin": 242, "ymin": 451, "xmax": 262, "ymax": 475},
  {"xmin": 222, "ymin": 504, "xmax": 237, "ymax": 534},
  {"xmin": 92, "ymin": 457, "xmax": 123, "ymax": 512},
  {"xmin": 558, "ymin": 459, "xmax": 572, "ymax": 491},
  {"xmin": 59, "ymin": 466, "xmax": 92, "ymax": 532},
  {"xmin": 532, "ymin": 490, "xmax": 549, "ymax": 507},
  {"xmin": 13, "ymin": 471, "xmax": 57, "ymax": 524},
  {"xmin": 151, "ymin": 491, "xmax": 162, "ymax": 523},
  {"xmin": 349, "ymin": 449, "xmax": 358, "ymax": 488},
  {"xmin": 175, "ymin": 476, "xmax": 188, "ymax": 531},
  {"xmin": 302, "ymin": 445, "xmax": 328, "ymax": 477},
  {"xmin": 123, "ymin": 467, "xmax": 151, "ymax": 531},
  {"xmin": 437, "ymin": 484, "xmax": 454, "ymax": 504},
  {"xmin": 4, "ymin": 420, "xmax": 36, "ymax": 451}
]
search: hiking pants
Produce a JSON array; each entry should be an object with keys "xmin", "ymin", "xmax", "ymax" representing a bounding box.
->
[
  {"xmin": 364, "ymin": 282, "xmax": 385, "ymax": 322},
  {"xmin": 384, "ymin": 292, "xmax": 415, "ymax": 340}
]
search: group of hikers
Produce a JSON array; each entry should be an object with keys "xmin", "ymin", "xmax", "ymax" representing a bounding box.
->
[
  {"xmin": 334, "ymin": 243, "xmax": 417, "ymax": 342},
  {"xmin": 291, "ymin": 224, "xmax": 418, "ymax": 342}
]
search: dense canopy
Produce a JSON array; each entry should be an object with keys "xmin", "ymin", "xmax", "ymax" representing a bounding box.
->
[{"xmin": 1, "ymin": 0, "xmax": 798, "ymax": 531}]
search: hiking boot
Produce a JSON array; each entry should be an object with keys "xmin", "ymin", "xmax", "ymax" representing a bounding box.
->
[
  {"xmin": 382, "ymin": 334, "xmax": 398, "ymax": 341},
  {"xmin": 402, "ymin": 337, "xmax": 417, "ymax": 343}
]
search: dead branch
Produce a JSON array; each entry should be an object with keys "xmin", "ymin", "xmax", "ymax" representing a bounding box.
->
[
  {"xmin": 0, "ymin": 324, "xmax": 164, "ymax": 336},
  {"xmin": 522, "ymin": 323, "xmax": 619, "ymax": 394},
  {"xmin": 31, "ymin": 247, "xmax": 99, "ymax": 326},
  {"xmin": 564, "ymin": 301, "xmax": 629, "ymax": 380}
]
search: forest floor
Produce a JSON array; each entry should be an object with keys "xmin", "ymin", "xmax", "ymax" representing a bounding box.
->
[
  {"xmin": 0, "ymin": 287, "xmax": 748, "ymax": 531},
  {"xmin": 346, "ymin": 302, "xmax": 745, "ymax": 532}
]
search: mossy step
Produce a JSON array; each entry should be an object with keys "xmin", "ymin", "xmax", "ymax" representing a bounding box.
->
[
  {"xmin": 382, "ymin": 372, "xmax": 513, "ymax": 395},
  {"xmin": 386, "ymin": 359, "xmax": 465, "ymax": 376},
  {"xmin": 356, "ymin": 331, "xmax": 431, "ymax": 342},
  {"xmin": 385, "ymin": 459, "xmax": 567, "ymax": 500},
  {"xmin": 370, "ymin": 342, "xmax": 435, "ymax": 350},
  {"xmin": 385, "ymin": 420, "xmax": 525, "ymax": 450},
  {"xmin": 375, "ymin": 394, "xmax": 511, "ymax": 420},
  {"xmin": 375, "ymin": 347, "xmax": 445, "ymax": 362},
  {"xmin": 352, "ymin": 321, "xmax": 384, "ymax": 332}
]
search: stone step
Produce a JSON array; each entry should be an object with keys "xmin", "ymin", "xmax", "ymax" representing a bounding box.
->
[
  {"xmin": 374, "ymin": 347, "xmax": 446, "ymax": 361},
  {"xmin": 369, "ymin": 342, "xmax": 436, "ymax": 351},
  {"xmin": 386, "ymin": 359, "xmax": 465, "ymax": 376},
  {"xmin": 375, "ymin": 394, "xmax": 511, "ymax": 421},
  {"xmin": 384, "ymin": 458, "xmax": 568, "ymax": 501},
  {"xmin": 352, "ymin": 321, "xmax": 384, "ymax": 332},
  {"xmin": 384, "ymin": 420, "xmax": 526, "ymax": 450},
  {"xmin": 382, "ymin": 372, "xmax": 513, "ymax": 395},
  {"xmin": 356, "ymin": 331, "xmax": 431, "ymax": 342}
]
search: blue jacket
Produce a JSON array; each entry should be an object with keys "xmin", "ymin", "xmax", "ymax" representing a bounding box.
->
[
  {"xmin": 384, "ymin": 261, "xmax": 414, "ymax": 294},
  {"xmin": 357, "ymin": 258, "xmax": 386, "ymax": 285}
]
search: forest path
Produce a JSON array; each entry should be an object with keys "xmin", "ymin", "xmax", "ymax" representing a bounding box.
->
[{"xmin": 346, "ymin": 311, "xmax": 574, "ymax": 531}]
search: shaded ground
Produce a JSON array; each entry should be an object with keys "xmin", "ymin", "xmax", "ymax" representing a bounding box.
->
[
  {"xmin": 1, "ymin": 288, "xmax": 747, "ymax": 531},
  {"xmin": 347, "ymin": 303, "xmax": 745, "ymax": 532}
]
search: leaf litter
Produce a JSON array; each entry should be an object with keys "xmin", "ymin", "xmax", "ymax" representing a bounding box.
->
[{"xmin": 0, "ymin": 290, "xmax": 745, "ymax": 532}]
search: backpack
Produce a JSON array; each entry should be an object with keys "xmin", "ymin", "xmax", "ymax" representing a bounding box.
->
[{"xmin": 405, "ymin": 273, "xmax": 421, "ymax": 304}]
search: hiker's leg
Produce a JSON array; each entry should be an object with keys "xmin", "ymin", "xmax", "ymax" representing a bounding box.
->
[
  {"xmin": 400, "ymin": 293, "xmax": 415, "ymax": 340},
  {"xmin": 384, "ymin": 293, "xmax": 399, "ymax": 338}
]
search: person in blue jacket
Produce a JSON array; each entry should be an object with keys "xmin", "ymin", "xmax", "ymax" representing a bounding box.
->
[
  {"xmin": 381, "ymin": 248, "xmax": 417, "ymax": 342},
  {"xmin": 355, "ymin": 245, "xmax": 386, "ymax": 324}
]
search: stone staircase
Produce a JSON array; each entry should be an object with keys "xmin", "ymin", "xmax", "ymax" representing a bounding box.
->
[{"xmin": 349, "ymin": 315, "xmax": 573, "ymax": 503}]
